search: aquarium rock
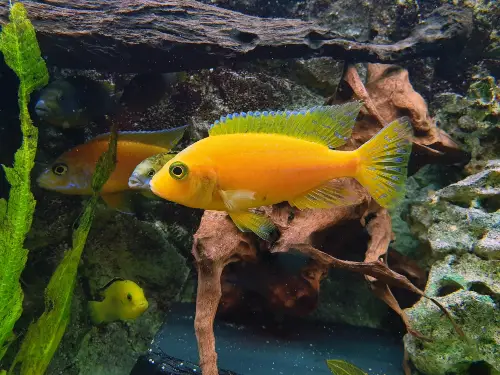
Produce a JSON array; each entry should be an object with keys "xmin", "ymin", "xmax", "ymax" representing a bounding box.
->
[
  {"xmin": 433, "ymin": 73, "xmax": 500, "ymax": 175},
  {"xmin": 404, "ymin": 253, "xmax": 500, "ymax": 375},
  {"xmin": 410, "ymin": 161, "xmax": 500, "ymax": 261}
]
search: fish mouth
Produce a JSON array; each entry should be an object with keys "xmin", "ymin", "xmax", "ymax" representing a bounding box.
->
[
  {"xmin": 137, "ymin": 301, "xmax": 149, "ymax": 312},
  {"xmin": 35, "ymin": 100, "xmax": 50, "ymax": 117},
  {"xmin": 36, "ymin": 170, "xmax": 51, "ymax": 189},
  {"xmin": 128, "ymin": 175, "xmax": 148, "ymax": 190}
]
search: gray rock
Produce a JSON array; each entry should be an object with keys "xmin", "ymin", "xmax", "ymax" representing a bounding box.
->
[
  {"xmin": 404, "ymin": 253, "xmax": 500, "ymax": 375},
  {"xmin": 409, "ymin": 164, "xmax": 500, "ymax": 262}
]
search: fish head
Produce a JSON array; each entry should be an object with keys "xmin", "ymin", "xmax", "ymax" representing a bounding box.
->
[
  {"xmin": 128, "ymin": 160, "xmax": 156, "ymax": 191},
  {"xmin": 128, "ymin": 152, "xmax": 176, "ymax": 191},
  {"xmin": 119, "ymin": 281, "xmax": 149, "ymax": 319},
  {"xmin": 35, "ymin": 80, "xmax": 85, "ymax": 128},
  {"xmin": 150, "ymin": 151, "xmax": 217, "ymax": 209},
  {"xmin": 37, "ymin": 152, "xmax": 92, "ymax": 194}
]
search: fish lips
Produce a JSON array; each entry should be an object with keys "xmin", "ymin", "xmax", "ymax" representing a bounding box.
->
[
  {"xmin": 128, "ymin": 174, "xmax": 150, "ymax": 190},
  {"xmin": 36, "ymin": 168, "xmax": 53, "ymax": 189},
  {"xmin": 35, "ymin": 99, "xmax": 51, "ymax": 117}
]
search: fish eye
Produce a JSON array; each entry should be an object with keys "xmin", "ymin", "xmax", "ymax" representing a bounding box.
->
[
  {"xmin": 147, "ymin": 169, "xmax": 155, "ymax": 178},
  {"xmin": 169, "ymin": 162, "xmax": 188, "ymax": 180},
  {"xmin": 52, "ymin": 163, "xmax": 68, "ymax": 176},
  {"xmin": 127, "ymin": 293, "xmax": 132, "ymax": 301}
]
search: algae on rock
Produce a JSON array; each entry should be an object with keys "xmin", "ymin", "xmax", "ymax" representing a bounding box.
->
[
  {"xmin": 410, "ymin": 161, "xmax": 500, "ymax": 262},
  {"xmin": 404, "ymin": 253, "xmax": 500, "ymax": 375},
  {"xmin": 0, "ymin": 1, "xmax": 49, "ymax": 359},
  {"xmin": 434, "ymin": 73, "xmax": 499, "ymax": 175}
]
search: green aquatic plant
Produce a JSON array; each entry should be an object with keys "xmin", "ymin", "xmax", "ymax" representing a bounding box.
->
[
  {"xmin": 9, "ymin": 126, "xmax": 118, "ymax": 375},
  {"xmin": 0, "ymin": 1, "xmax": 49, "ymax": 359},
  {"xmin": 326, "ymin": 359, "xmax": 368, "ymax": 375}
]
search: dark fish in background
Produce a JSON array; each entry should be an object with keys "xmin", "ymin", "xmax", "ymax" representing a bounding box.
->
[
  {"xmin": 119, "ymin": 72, "xmax": 188, "ymax": 113},
  {"xmin": 34, "ymin": 72, "xmax": 187, "ymax": 129},
  {"xmin": 34, "ymin": 76, "xmax": 117, "ymax": 129}
]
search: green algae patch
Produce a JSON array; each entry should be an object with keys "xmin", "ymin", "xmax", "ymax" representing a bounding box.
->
[
  {"xmin": 9, "ymin": 126, "xmax": 118, "ymax": 375},
  {"xmin": 0, "ymin": 2, "xmax": 49, "ymax": 359}
]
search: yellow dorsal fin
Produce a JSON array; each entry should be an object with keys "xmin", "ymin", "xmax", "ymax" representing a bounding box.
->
[
  {"xmin": 94, "ymin": 125, "xmax": 188, "ymax": 150},
  {"xmin": 208, "ymin": 102, "xmax": 363, "ymax": 148}
]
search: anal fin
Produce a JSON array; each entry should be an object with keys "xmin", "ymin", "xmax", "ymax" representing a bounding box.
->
[
  {"xmin": 289, "ymin": 179, "xmax": 359, "ymax": 210},
  {"xmin": 101, "ymin": 192, "xmax": 134, "ymax": 214},
  {"xmin": 228, "ymin": 211, "xmax": 276, "ymax": 241}
]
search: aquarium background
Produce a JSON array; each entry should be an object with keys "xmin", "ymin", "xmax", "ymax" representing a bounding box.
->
[{"xmin": 0, "ymin": 0, "xmax": 498, "ymax": 375}]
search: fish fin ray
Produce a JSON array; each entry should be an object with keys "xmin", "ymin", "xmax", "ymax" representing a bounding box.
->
[
  {"xmin": 94, "ymin": 125, "xmax": 188, "ymax": 150},
  {"xmin": 208, "ymin": 102, "xmax": 363, "ymax": 148},
  {"xmin": 228, "ymin": 211, "xmax": 276, "ymax": 241},
  {"xmin": 289, "ymin": 179, "xmax": 359, "ymax": 209},
  {"xmin": 220, "ymin": 189, "xmax": 257, "ymax": 211},
  {"xmin": 101, "ymin": 192, "xmax": 134, "ymax": 214},
  {"xmin": 355, "ymin": 117, "xmax": 413, "ymax": 209},
  {"xmin": 89, "ymin": 301, "xmax": 105, "ymax": 325}
]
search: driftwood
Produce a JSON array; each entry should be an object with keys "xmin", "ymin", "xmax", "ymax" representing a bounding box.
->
[
  {"xmin": 0, "ymin": 1, "xmax": 472, "ymax": 73},
  {"xmin": 334, "ymin": 64, "xmax": 470, "ymax": 172},
  {"xmin": 189, "ymin": 63, "xmax": 468, "ymax": 375}
]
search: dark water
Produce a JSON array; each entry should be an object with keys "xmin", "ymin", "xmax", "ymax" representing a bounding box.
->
[{"xmin": 133, "ymin": 304, "xmax": 404, "ymax": 375}]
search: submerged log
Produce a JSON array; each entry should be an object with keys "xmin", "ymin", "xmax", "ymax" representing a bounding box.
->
[{"xmin": 0, "ymin": 1, "xmax": 472, "ymax": 73}]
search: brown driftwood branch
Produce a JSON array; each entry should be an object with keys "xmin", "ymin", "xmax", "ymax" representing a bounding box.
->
[
  {"xmin": 0, "ymin": 1, "xmax": 472, "ymax": 72},
  {"xmin": 188, "ymin": 62, "xmax": 470, "ymax": 375}
]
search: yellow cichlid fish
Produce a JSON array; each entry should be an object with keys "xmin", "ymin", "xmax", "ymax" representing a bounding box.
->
[
  {"xmin": 150, "ymin": 102, "xmax": 413, "ymax": 240},
  {"xmin": 128, "ymin": 151, "xmax": 177, "ymax": 191},
  {"xmin": 88, "ymin": 279, "xmax": 149, "ymax": 325},
  {"xmin": 37, "ymin": 126, "xmax": 188, "ymax": 213}
]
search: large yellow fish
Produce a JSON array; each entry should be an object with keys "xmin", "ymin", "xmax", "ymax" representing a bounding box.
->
[
  {"xmin": 88, "ymin": 279, "xmax": 149, "ymax": 325},
  {"xmin": 150, "ymin": 102, "xmax": 413, "ymax": 240},
  {"xmin": 37, "ymin": 125, "xmax": 188, "ymax": 212}
]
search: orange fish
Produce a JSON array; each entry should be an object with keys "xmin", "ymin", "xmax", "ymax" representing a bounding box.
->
[
  {"xmin": 37, "ymin": 125, "xmax": 188, "ymax": 212},
  {"xmin": 150, "ymin": 103, "xmax": 412, "ymax": 240}
]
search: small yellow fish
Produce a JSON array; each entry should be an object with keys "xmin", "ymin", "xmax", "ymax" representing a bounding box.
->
[
  {"xmin": 128, "ymin": 151, "xmax": 177, "ymax": 191},
  {"xmin": 88, "ymin": 279, "xmax": 149, "ymax": 325},
  {"xmin": 37, "ymin": 125, "xmax": 187, "ymax": 212},
  {"xmin": 150, "ymin": 103, "xmax": 413, "ymax": 240}
]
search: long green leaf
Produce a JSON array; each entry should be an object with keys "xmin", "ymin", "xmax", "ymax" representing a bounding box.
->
[
  {"xmin": 326, "ymin": 359, "xmax": 368, "ymax": 375},
  {"xmin": 9, "ymin": 124, "xmax": 118, "ymax": 374},
  {"xmin": 0, "ymin": 1, "xmax": 49, "ymax": 358},
  {"xmin": 9, "ymin": 124, "xmax": 118, "ymax": 375}
]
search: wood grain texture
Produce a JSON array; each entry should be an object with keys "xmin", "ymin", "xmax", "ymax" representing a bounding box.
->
[{"xmin": 0, "ymin": 1, "xmax": 472, "ymax": 72}]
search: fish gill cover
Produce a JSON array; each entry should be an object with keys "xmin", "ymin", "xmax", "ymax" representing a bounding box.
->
[{"xmin": 0, "ymin": 1, "xmax": 49, "ymax": 359}]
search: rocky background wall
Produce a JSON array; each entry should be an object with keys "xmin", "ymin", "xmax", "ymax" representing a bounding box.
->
[{"xmin": 0, "ymin": 0, "xmax": 498, "ymax": 374}]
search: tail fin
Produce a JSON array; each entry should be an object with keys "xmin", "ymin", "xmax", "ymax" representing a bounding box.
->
[
  {"xmin": 88, "ymin": 301, "xmax": 105, "ymax": 325},
  {"xmin": 355, "ymin": 117, "xmax": 413, "ymax": 209}
]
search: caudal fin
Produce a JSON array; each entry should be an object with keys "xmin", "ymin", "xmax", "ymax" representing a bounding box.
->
[
  {"xmin": 89, "ymin": 301, "xmax": 105, "ymax": 325},
  {"xmin": 355, "ymin": 118, "xmax": 413, "ymax": 209}
]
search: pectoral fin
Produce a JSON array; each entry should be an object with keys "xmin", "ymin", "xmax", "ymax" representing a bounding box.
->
[
  {"xmin": 289, "ymin": 179, "xmax": 359, "ymax": 210},
  {"xmin": 228, "ymin": 211, "xmax": 276, "ymax": 241},
  {"xmin": 219, "ymin": 189, "xmax": 257, "ymax": 211},
  {"xmin": 101, "ymin": 192, "xmax": 134, "ymax": 214}
]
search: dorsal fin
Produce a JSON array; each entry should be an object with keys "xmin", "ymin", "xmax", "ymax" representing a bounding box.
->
[
  {"xmin": 208, "ymin": 102, "xmax": 363, "ymax": 148},
  {"xmin": 93, "ymin": 125, "xmax": 188, "ymax": 150}
]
